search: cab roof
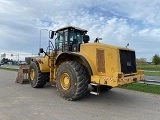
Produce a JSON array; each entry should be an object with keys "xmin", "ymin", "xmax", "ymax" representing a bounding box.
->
[{"xmin": 56, "ymin": 26, "xmax": 88, "ymax": 32}]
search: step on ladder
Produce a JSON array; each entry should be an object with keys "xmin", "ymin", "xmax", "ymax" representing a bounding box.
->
[{"xmin": 90, "ymin": 83, "xmax": 100, "ymax": 95}]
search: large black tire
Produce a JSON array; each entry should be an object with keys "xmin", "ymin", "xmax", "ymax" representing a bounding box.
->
[
  {"xmin": 56, "ymin": 61, "xmax": 89, "ymax": 101},
  {"xmin": 29, "ymin": 61, "xmax": 48, "ymax": 88}
]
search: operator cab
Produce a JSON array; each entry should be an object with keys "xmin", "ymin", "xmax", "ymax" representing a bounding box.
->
[{"xmin": 55, "ymin": 26, "xmax": 89, "ymax": 52}]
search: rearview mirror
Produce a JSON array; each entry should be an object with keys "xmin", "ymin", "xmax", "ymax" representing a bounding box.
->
[
  {"xmin": 39, "ymin": 48, "xmax": 44, "ymax": 53},
  {"xmin": 49, "ymin": 30, "xmax": 54, "ymax": 39},
  {"xmin": 83, "ymin": 35, "xmax": 90, "ymax": 43}
]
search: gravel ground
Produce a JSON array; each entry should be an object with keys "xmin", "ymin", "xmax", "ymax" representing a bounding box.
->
[{"xmin": 0, "ymin": 69, "xmax": 160, "ymax": 120}]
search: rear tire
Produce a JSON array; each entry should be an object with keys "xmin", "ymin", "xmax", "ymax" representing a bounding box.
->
[
  {"xmin": 29, "ymin": 61, "xmax": 47, "ymax": 88},
  {"xmin": 56, "ymin": 61, "xmax": 89, "ymax": 101}
]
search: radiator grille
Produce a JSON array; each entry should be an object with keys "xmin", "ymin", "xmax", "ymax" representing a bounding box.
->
[
  {"xmin": 97, "ymin": 49, "xmax": 105, "ymax": 73},
  {"xmin": 119, "ymin": 50, "xmax": 136, "ymax": 74}
]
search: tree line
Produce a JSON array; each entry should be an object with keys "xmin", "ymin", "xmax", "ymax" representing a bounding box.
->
[
  {"xmin": 1, "ymin": 58, "xmax": 13, "ymax": 64},
  {"xmin": 137, "ymin": 54, "xmax": 160, "ymax": 65},
  {"xmin": 0, "ymin": 58, "xmax": 21, "ymax": 65}
]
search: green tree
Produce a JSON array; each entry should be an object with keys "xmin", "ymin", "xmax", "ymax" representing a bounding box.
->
[
  {"xmin": 136, "ymin": 58, "xmax": 147, "ymax": 64},
  {"xmin": 152, "ymin": 54, "xmax": 160, "ymax": 65},
  {"xmin": 1, "ymin": 58, "xmax": 9, "ymax": 64}
]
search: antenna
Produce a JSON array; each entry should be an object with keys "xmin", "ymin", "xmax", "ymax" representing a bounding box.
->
[
  {"xmin": 126, "ymin": 43, "xmax": 129, "ymax": 48},
  {"xmin": 94, "ymin": 37, "xmax": 102, "ymax": 43}
]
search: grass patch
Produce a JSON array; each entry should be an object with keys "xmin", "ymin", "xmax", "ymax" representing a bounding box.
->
[
  {"xmin": 144, "ymin": 71, "xmax": 160, "ymax": 76},
  {"xmin": 0, "ymin": 67, "xmax": 18, "ymax": 72},
  {"xmin": 137, "ymin": 64, "xmax": 160, "ymax": 71},
  {"xmin": 137, "ymin": 64, "xmax": 160, "ymax": 76},
  {"xmin": 120, "ymin": 83, "xmax": 160, "ymax": 95}
]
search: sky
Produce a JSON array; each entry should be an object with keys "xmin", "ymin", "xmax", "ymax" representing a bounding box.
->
[{"xmin": 0, "ymin": 0, "xmax": 160, "ymax": 61}]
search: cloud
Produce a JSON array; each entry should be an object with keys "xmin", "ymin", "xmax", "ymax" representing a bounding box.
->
[{"xmin": 0, "ymin": 0, "xmax": 160, "ymax": 61}]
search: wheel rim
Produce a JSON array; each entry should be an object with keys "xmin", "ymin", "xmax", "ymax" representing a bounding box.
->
[
  {"xmin": 60, "ymin": 73, "xmax": 71, "ymax": 90},
  {"xmin": 30, "ymin": 69, "xmax": 35, "ymax": 81}
]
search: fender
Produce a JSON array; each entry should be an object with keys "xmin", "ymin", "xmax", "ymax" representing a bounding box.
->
[
  {"xmin": 55, "ymin": 52, "xmax": 93, "ymax": 76},
  {"xmin": 34, "ymin": 56, "xmax": 50, "ymax": 72}
]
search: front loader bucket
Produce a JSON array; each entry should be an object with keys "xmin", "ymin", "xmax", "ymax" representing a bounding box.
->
[{"xmin": 16, "ymin": 64, "xmax": 30, "ymax": 84}]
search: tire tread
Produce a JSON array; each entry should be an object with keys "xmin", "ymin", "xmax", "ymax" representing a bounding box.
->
[{"xmin": 57, "ymin": 61, "xmax": 89, "ymax": 101}]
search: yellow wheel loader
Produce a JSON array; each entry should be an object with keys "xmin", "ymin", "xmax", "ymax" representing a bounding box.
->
[{"xmin": 16, "ymin": 26, "xmax": 144, "ymax": 100}]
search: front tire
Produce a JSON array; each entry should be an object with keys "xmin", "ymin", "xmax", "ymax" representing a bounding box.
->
[
  {"xmin": 56, "ymin": 61, "xmax": 89, "ymax": 101},
  {"xmin": 29, "ymin": 61, "xmax": 47, "ymax": 88}
]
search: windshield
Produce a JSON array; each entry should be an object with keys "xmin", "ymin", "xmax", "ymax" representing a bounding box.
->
[
  {"xmin": 55, "ymin": 30, "xmax": 85, "ymax": 52},
  {"xmin": 69, "ymin": 31, "xmax": 84, "ymax": 44}
]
